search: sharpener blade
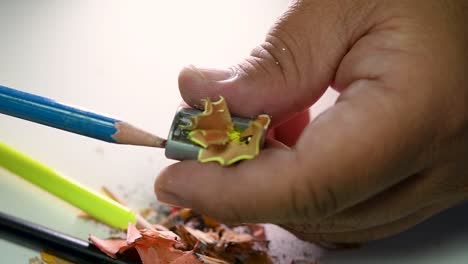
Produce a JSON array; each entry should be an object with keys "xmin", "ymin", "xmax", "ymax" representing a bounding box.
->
[{"xmin": 165, "ymin": 107, "xmax": 261, "ymax": 161}]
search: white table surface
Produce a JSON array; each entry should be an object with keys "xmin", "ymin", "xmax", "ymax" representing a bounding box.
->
[{"xmin": 1, "ymin": 1, "xmax": 467, "ymax": 263}]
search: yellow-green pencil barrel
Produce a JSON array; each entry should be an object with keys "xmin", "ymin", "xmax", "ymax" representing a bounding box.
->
[{"xmin": 0, "ymin": 142, "xmax": 136, "ymax": 229}]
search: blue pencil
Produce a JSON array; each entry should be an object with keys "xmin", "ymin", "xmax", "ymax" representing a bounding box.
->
[{"xmin": 0, "ymin": 85, "xmax": 166, "ymax": 148}]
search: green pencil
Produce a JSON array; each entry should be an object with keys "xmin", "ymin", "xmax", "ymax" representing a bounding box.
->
[{"xmin": 0, "ymin": 142, "xmax": 136, "ymax": 229}]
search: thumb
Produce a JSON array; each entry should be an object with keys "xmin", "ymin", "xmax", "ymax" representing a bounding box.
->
[{"xmin": 178, "ymin": 1, "xmax": 350, "ymax": 124}]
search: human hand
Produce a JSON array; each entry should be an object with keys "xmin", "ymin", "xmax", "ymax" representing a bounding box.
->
[{"xmin": 155, "ymin": 0, "xmax": 468, "ymax": 243}]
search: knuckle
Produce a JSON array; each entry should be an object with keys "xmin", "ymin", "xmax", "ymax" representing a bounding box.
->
[
  {"xmin": 308, "ymin": 184, "xmax": 340, "ymax": 218},
  {"xmin": 249, "ymin": 30, "xmax": 302, "ymax": 91},
  {"xmin": 288, "ymin": 173, "xmax": 340, "ymax": 220},
  {"xmin": 286, "ymin": 153, "xmax": 341, "ymax": 221}
]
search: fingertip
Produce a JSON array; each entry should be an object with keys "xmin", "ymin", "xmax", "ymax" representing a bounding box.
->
[
  {"xmin": 178, "ymin": 66, "xmax": 206, "ymax": 107},
  {"xmin": 154, "ymin": 164, "xmax": 171, "ymax": 195},
  {"xmin": 155, "ymin": 160, "xmax": 224, "ymax": 210},
  {"xmin": 154, "ymin": 164, "xmax": 177, "ymax": 205},
  {"xmin": 178, "ymin": 65, "xmax": 232, "ymax": 107},
  {"xmin": 155, "ymin": 161, "xmax": 194, "ymax": 207}
]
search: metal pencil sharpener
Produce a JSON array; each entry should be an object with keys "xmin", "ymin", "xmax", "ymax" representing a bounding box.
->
[{"xmin": 165, "ymin": 107, "xmax": 267, "ymax": 161}]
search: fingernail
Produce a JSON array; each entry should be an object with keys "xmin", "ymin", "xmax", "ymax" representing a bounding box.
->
[
  {"xmin": 156, "ymin": 187, "xmax": 186, "ymax": 208},
  {"xmin": 155, "ymin": 172, "xmax": 193, "ymax": 208},
  {"xmin": 184, "ymin": 65, "xmax": 233, "ymax": 83}
]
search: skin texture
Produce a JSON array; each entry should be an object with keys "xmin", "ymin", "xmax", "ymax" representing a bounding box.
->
[{"xmin": 155, "ymin": 0, "xmax": 468, "ymax": 243}]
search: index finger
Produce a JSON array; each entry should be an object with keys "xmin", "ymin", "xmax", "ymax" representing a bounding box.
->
[{"xmin": 155, "ymin": 81, "xmax": 425, "ymax": 223}]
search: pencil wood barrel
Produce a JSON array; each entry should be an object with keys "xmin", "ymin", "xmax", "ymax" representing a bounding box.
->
[{"xmin": 0, "ymin": 85, "xmax": 165, "ymax": 148}]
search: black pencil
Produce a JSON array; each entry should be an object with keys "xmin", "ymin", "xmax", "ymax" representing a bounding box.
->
[{"xmin": 0, "ymin": 211, "xmax": 138, "ymax": 264}]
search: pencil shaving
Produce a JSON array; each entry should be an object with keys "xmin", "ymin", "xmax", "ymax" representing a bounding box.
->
[
  {"xmin": 90, "ymin": 209, "xmax": 273, "ymax": 263},
  {"xmin": 183, "ymin": 97, "xmax": 270, "ymax": 166},
  {"xmin": 90, "ymin": 223, "xmax": 199, "ymax": 263}
]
